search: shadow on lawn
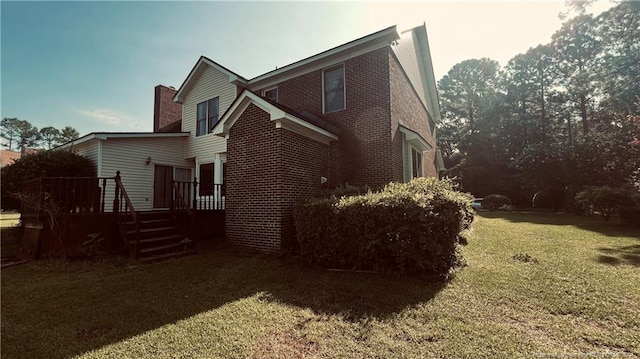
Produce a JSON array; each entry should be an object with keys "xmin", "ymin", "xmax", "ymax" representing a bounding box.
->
[
  {"xmin": 597, "ymin": 244, "xmax": 640, "ymax": 267},
  {"xmin": 477, "ymin": 211, "xmax": 640, "ymax": 239},
  {"xmin": 1, "ymin": 242, "xmax": 447, "ymax": 359}
]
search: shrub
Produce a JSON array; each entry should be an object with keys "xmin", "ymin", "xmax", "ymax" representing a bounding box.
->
[
  {"xmin": 294, "ymin": 178, "xmax": 474, "ymax": 278},
  {"xmin": 482, "ymin": 194, "xmax": 512, "ymax": 211},
  {"xmin": 1, "ymin": 150, "xmax": 95, "ymax": 210},
  {"xmin": 575, "ymin": 186, "xmax": 639, "ymax": 221},
  {"xmin": 532, "ymin": 188, "xmax": 566, "ymax": 211}
]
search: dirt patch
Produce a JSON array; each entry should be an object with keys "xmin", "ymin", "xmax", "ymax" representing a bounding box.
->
[{"xmin": 252, "ymin": 330, "xmax": 318, "ymax": 359}]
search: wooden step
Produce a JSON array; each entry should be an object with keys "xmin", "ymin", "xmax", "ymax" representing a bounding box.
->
[
  {"xmin": 127, "ymin": 226, "xmax": 179, "ymax": 236},
  {"xmin": 139, "ymin": 242, "xmax": 184, "ymax": 255},
  {"xmin": 137, "ymin": 234, "xmax": 186, "ymax": 245},
  {"xmin": 139, "ymin": 248, "xmax": 195, "ymax": 262}
]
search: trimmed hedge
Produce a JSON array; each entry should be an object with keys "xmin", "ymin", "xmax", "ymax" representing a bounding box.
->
[
  {"xmin": 575, "ymin": 185, "xmax": 640, "ymax": 224},
  {"xmin": 482, "ymin": 194, "xmax": 512, "ymax": 211},
  {"xmin": 294, "ymin": 178, "xmax": 474, "ymax": 277}
]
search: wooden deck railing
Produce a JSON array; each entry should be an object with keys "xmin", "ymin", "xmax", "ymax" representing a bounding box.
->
[
  {"xmin": 20, "ymin": 171, "xmax": 140, "ymax": 257},
  {"xmin": 171, "ymin": 180, "xmax": 195, "ymax": 239},
  {"xmin": 171, "ymin": 179, "xmax": 225, "ymax": 211},
  {"xmin": 114, "ymin": 171, "xmax": 140, "ymax": 258}
]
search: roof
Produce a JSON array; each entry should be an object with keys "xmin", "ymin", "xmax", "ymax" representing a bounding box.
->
[
  {"xmin": 173, "ymin": 56, "xmax": 249, "ymax": 103},
  {"xmin": 247, "ymin": 25, "xmax": 400, "ymax": 88},
  {"xmin": 212, "ymin": 89, "xmax": 338, "ymax": 145},
  {"xmin": 174, "ymin": 25, "xmax": 401, "ymax": 102},
  {"xmin": 57, "ymin": 132, "xmax": 190, "ymax": 149}
]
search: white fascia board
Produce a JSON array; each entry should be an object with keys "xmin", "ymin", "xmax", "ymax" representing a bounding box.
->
[
  {"xmin": 399, "ymin": 126, "xmax": 432, "ymax": 152},
  {"xmin": 247, "ymin": 26, "xmax": 400, "ymax": 89},
  {"xmin": 275, "ymin": 114, "xmax": 338, "ymax": 145},
  {"xmin": 95, "ymin": 132, "xmax": 189, "ymax": 140},
  {"xmin": 415, "ymin": 24, "xmax": 442, "ymax": 124},
  {"xmin": 174, "ymin": 57, "xmax": 247, "ymax": 103},
  {"xmin": 59, "ymin": 132, "xmax": 189, "ymax": 149},
  {"xmin": 56, "ymin": 133, "xmax": 98, "ymax": 149}
]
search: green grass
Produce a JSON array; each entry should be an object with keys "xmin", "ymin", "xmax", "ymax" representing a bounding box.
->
[{"xmin": 2, "ymin": 212, "xmax": 639, "ymax": 358}]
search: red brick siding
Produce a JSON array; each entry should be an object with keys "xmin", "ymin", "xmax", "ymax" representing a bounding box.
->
[
  {"xmin": 276, "ymin": 47, "xmax": 393, "ymax": 189},
  {"xmin": 389, "ymin": 53, "xmax": 438, "ymax": 179},
  {"xmin": 226, "ymin": 103, "xmax": 329, "ymax": 252},
  {"xmin": 278, "ymin": 129, "xmax": 330, "ymax": 249},
  {"xmin": 154, "ymin": 85, "xmax": 182, "ymax": 133}
]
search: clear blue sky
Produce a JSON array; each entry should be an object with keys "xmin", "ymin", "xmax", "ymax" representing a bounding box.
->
[{"xmin": 1, "ymin": 1, "xmax": 613, "ymax": 137}]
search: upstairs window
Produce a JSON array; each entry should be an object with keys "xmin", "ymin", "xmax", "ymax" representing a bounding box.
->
[
  {"xmin": 196, "ymin": 97, "xmax": 220, "ymax": 136},
  {"xmin": 262, "ymin": 87, "xmax": 278, "ymax": 102},
  {"xmin": 323, "ymin": 65, "xmax": 345, "ymax": 113}
]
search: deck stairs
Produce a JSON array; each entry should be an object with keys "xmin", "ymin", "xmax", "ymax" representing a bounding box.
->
[{"xmin": 124, "ymin": 210, "xmax": 193, "ymax": 262}]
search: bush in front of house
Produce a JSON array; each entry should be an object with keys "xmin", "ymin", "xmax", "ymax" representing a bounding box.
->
[
  {"xmin": 482, "ymin": 194, "xmax": 512, "ymax": 211},
  {"xmin": 1, "ymin": 150, "xmax": 96, "ymax": 210},
  {"xmin": 294, "ymin": 177, "xmax": 474, "ymax": 278}
]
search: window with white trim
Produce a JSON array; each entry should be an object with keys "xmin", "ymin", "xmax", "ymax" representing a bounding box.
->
[
  {"xmin": 411, "ymin": 147, "xmax": 423, "ymax": 178},
  {"xmin": 323, "ymin": 65, "xmax": 345, "ymax": 113},
  {"xmin": 262, "ymin": 87, "xmax": 278, "ymax": 102},
  {"xmin": 196, "ymin": 97, "xmax": 220, "ymax": 136}
]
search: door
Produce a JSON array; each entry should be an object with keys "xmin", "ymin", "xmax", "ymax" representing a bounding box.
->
[{"xmin": 153, "ymin": 165, "xmax": 173, "ymax": 208}]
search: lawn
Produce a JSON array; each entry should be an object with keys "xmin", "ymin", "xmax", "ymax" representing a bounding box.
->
[{"xmin": 1, "ymin": 212, "xmax": 639, "ymax": 358}]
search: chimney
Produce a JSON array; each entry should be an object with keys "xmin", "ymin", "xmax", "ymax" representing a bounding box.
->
[{"xmin": 153, "ymin": 85, "xmax": 182, "ymax": 132}]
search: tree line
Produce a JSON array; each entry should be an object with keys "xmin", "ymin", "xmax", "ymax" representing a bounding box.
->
[
  {"xmin": 1, "ymin": 117, "xmax": 80, "ymax": 152},
  {"xmin": 437, "ymin": 1, "xmax": 640, "ymax": 207}
]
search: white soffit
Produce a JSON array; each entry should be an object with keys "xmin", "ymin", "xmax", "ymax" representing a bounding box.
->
[{"xmin": 399, "ymin": 125, "xmax": 432, "ymax": 151}]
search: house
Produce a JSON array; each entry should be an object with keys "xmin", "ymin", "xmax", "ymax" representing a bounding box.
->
[{"xmin": 52, "ymin": 24, "xmax": 444, "ymax": 256}]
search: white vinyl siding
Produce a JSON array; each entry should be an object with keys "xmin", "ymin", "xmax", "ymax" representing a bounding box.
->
[
  {"xmin": 68, "ymin": 139, "xmax": 101, "ymax": 176},
  {"xmin": 182, "ymin": 66, "xmax": 236, "ymax": 159},
  {"xmin": 100, "ymin": 137, "xmax": 193, "ymax": 211}
]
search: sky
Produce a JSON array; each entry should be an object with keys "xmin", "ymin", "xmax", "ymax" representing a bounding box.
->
[{"xmin": 1, "ymin": 1, "xmax": 615, "ymax": 138}]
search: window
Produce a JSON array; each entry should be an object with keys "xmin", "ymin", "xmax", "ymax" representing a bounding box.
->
[
  {"xmin": 196, "ymin": 97, "xmax": 220, "ymax": 136},
  {"xmin": 323, "ymin": 65, "xmax": 345, "ymax": 113},
  {"xmin": 411, "ymin": 147, "xmax": 423, "ymax": 178},
  {"xmin": 262, "ymin": 87, "xmax": 278, "ymax": 102},
  {"xmin": 199, "ymin": 163, "xmax": 214, "ymax": 196}
]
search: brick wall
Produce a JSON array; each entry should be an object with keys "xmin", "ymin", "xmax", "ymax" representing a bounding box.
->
[
  {"xmin": 154, "ymin": 85, "xmax": 182, "ymax": 133},
  {"xmin": 276, "ymin": 47, "xmax": 394, "ymax": 189},
  {"xmin": 226, "ymin": 103, "xmax": 329, "ymax": 252},
  {"xmin": 389, "ymin": 53, "xmax": 438, "ymax": 179}
]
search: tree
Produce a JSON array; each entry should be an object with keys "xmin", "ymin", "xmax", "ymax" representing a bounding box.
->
[
  {"xmin": 551, "ymin": 14, "xmax": 601, "ymax": 136},
  {"xmin": 0, "ymin": 150, "xmax": 95, "ymax": 210},
  {"xmin": 16, "ymin": 120, "xmax": 40, "ymax": 152},
  {"xmin": 1, "ymin": 118, "xmax": 21, "ymax": 151},
  {"xmin": 595, "ymin": 1, "xmax": 640, "ymax": 115},
  {"xmin": 39, "ymin": 127, "xmax": 62, "ymax": 149},
  {"xmin": 59, "ymin": 126, "xmax": 80, "ymax": 144},
  {"xmin": 437, "ymin": 58, "xmax": 501, "ymax": 155}
]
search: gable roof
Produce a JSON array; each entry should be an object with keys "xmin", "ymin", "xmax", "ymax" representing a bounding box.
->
[
  {"xmin": 247, "ymin": 25, "xmax": 400, "ymax": 88},
  {"xmin": 173, "ymin": 26, "xmax": 401, "ymax": 103},
  {"xmin": 173, "ymin": 56, "xmax": 248, "ymax": 103},
  {"xmin": 391, "ymin": 24, "xmax": 441, "ymax": 124},
  {"xmin": 212, "ymin": 89, "xmax": 338, "ymax": 145}
]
